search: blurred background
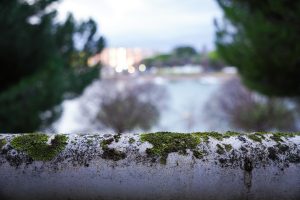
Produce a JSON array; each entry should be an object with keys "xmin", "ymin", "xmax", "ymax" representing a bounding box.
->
[{"xmin": 0, "ymin": 0, "xmax": 299, "ymax": 134}]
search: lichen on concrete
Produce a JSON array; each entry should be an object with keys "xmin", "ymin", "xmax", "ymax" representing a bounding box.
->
[
  {"xmin": 0, "ymin": 131, "xmax": 299, "ymax": 169},
  {"xmin": 10, "ymin": 133, "xmax": 68, "ymax": 161}
]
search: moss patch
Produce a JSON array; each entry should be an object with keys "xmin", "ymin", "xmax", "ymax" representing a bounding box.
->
[
  {"xmin": 223, "ymin": 131, "xmax": 240, "ymax": 138},
  {"xmin": 10, "ymin": 134, "xmax": 68, "ymax": 161},
  {"xmin": 113, "ymin": 134, "xmax": 121, "ymax": 142},
  {"xmin": 129, "ymin": 138, "xmax": 135, "ymax": 144},
  {"xmin": 247, "ymin": 133, "xmax": 265, "ymax": 143},
  {"xmin": 192, "ymin": 132, "xmax": 223, "ymax": 142},
  {"xmin": 192, "ymin": 150, "xmax": 204, "ymax": 159},
  {"xmin": 224, "ymin": 144, "xmax": 233, "ymax": 152},
  {"xmin": 141, "ymin": 132, "xmax": 201, "ymax": 164},
  {"xmin": 100, "ymin": 137, "xmax": 126, "ymax": 161},
  {"xmin": 0, "ymin": 138, "xmax": 6, "ymax": 149},
  {"xmin": 100, "ymin": 138, "xmax": 114, "ymax": 148},
  {"xmin": 216, "ymin": 144, "xmax": 225, "ymax": 154},
  {"xmin": 269, "ymin": 132, "xmax": 297, "ymax": 143},
  {"xmin": 101, "ymin": 147, "xmax": 126, "ymax": 161}
]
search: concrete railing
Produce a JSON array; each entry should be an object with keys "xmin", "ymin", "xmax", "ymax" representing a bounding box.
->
[{"xmin": 0, "ymin": 132, "xmax": 299, "ymax": 200}]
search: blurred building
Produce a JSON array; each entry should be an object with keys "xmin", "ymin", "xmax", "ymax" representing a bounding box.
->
[{"xmin": 89, "ymin": 48, "xmax": 154, "ymax": 75}]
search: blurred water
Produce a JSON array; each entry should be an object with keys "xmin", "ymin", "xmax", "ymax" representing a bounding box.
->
[{"xmin": 54, "ymin": 75, "xmax": 230, "ymax": 133}]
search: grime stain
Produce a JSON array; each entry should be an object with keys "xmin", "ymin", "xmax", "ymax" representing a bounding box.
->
[
  {"xmin": 10, "ymin": 133, "xmax": 68, "ymax": 161},
  {"xmin": 267, "ymin": 147, "xmax": 279, "ymax": 161},
  {"xmin": 243, "ymin": 157, "xmax": 253, "ymax": 191}
]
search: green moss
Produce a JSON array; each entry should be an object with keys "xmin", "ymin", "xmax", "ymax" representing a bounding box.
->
[
  {"xmin": 100, "ymin": 137, "xmax": 126, "ymax": 161},
  {"xmin": 270, "ymin": 132, "xmax": 297, "ymax": 143},
  {"xmin": 216, "ymin": 144, "xmax": 225, "ymax": 154},
  {"xmin": 0, "ymin": 138, "xmax": 6, "ymax": 149},
  {"xmin": 192, "ymin": 150, "xmax": 204, "ymax": 159},
  {"xmin": 192, "ymin": 132, "xmax": 223, "ymax": 142},
  {"xmin": 141, "ymin": 132, "xmax": 200, "ymax": 164},
  {"xmin": 101, "ymin": 147, "xmax": 126, "ymax": 161},
  {"xmin": 87, "ymin": 139, "xmax": 93, "ymax": 145},
  {"xmin": 100, "ymin": 138, "xmax": 114, "ymax": 148},
  {"xmin": 113, "ymin": 134, "xmax": 121, "ymax": 142},
  {"xmin": 11, "ymin": 134, "xmax": 68, "ymax": 161},
  {"xmin": 224, "ymin": 144, "xmax": 233, "ymax": 152},
  {"xmin": 223, "ymin": 131, "xmax": 240, "ymax": 138},
  {"xmin": 247, "ymin": 133, "xmax": 264, "ymax": 143},
  {"xmin": 129, "ymin": 138, "xmax": 135, "ymax": 144}
]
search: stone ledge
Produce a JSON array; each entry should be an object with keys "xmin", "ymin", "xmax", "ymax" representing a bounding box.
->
[{"xmin": 0, "ymin": 132, "xmax": 299, "ymax": 200}]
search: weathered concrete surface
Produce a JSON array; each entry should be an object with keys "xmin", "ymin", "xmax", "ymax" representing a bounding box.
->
[{"xmin": 0, "ymin": 132, "xmax": 299, "ymax": 200}]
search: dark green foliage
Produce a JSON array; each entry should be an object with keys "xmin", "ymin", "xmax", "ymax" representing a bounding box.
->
[
  {"xmin": 0, "ymin": 0, "xmax": 105, "ymax": 131},
  {"xmin": 215, "ymin": 0, "xmax": 300, "ymax": 96},
  {"xmin": 11, "ymin": 133, "xmax": 68, "ymax": 161}
]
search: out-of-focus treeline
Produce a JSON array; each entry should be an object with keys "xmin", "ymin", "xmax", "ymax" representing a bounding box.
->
[
  {"xmin": 141, "ymin": 46, "xmax": 225, "ymax": 71},
  {"xmin": 0, "ymin": 0, "xmax": 105, "ymax": 132}
]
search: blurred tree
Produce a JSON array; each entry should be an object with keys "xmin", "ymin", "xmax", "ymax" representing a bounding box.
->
[
  {"xmin": 0, "ymin": 0, "xmax": 105, "ymax": 131},
  {"xmin": 207, "ymin": 51, "xmax": 225, "ymax": 70},
  {"xmin": 215, "ymin": 0, "xmax": 300, "ymax": 96},
  {"xmin": 206, "ymin": 78, "xmax": 296, "ymax": 132},
  {"xmin": 173, "ymin": 46, "xmax": 197, "ymax": 57},
  {"xmin": 82, "ymin": 80, "xmax": 168, "ymax": 133}
]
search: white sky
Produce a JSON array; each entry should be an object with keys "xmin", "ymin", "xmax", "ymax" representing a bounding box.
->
[{"xmin": 57, "ymin": 0, "xmax": 222, "ymax": 52}]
